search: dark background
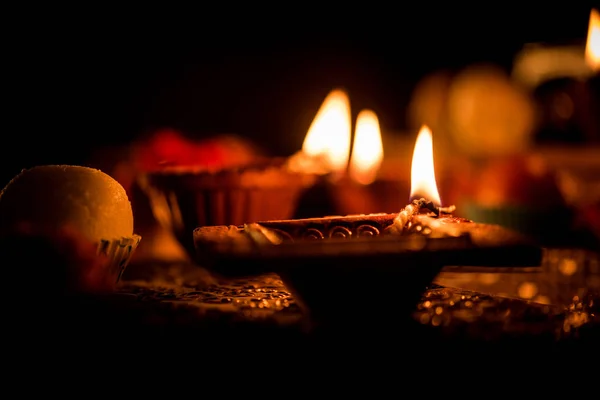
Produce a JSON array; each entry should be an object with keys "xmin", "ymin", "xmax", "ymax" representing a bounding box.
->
[{"xmin": 3, "ymin": 3, "xmax": 596, "ymax": 185}]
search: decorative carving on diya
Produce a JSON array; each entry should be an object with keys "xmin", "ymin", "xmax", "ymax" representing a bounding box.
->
[
  {"xmin": 255, "ymin": 213, "xmax": 395, "ymax": 242},
  {"xmin": 253, "ymin": 198, "xmax": 461, "ymax": 243}
]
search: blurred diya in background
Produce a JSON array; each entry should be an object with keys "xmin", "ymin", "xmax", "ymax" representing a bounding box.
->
[
  {"xmin": 284, "ymin": 89, "xmax": 352, "ymax": 218},
  {"xmin": 337, "ymin": 109, "xmax": 411, "ymax": 215},
  {"xmin": 285, "ymin": 89, "xmax": 353, "ymax": 181},
  {"xmin": 135, "ymin": 128, "xmax": 318, "ymax": 260},
  {"xmin": 287, "ymin": 88, "xmax": 411, "ymax": 217},
  {"xmin": 113, "ymin": 129, "xmax": 268, "ymax": 262}
]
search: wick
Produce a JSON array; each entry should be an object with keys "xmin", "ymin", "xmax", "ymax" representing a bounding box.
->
[
  {"xmin": 418, "ymin": 199, "xmax": 456, "ymax": 216},
  {"xmin": 387, "ymin": 197, "xmax": 456, "ymax": 234},
  {"xmin": 407, "ymin": 198, "xmax": 456, "ymax": 216}
]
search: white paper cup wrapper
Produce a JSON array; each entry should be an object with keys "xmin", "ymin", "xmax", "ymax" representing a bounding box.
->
[{"xmin": 97, "ymin": 234, "xmax": 142, "ymax": 286}]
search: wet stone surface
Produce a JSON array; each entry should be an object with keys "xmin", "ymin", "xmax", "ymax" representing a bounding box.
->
[
  {"xmin": 111, "ymin": 262, "xmax": 600, "ymax": 349},
  {"xmin": 119, "ymin": 272, "xmax": 302, "ymax": 322},
  {"xmin": 10, "ymin": 260, "xmax": 593, "ymax": 368}
]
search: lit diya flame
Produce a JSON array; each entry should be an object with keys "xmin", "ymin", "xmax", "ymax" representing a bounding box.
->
[
  {"xmin": 586, "ymin": 8, "xmax": 600, "ymax": 72},
  {"xmin": 410, "ymin": 125, "xmax": 441, "ymax": 206},
  {"xmin": 348, "ymin": 109, "xmax": 384, "ymax": 185},
  {"xmin": 287, "ymin": 89, "xmax": 352, "ymax": 177},
  {"xmin": 389, "ymin": 125, "xmax": 454, "ymax": 234}
]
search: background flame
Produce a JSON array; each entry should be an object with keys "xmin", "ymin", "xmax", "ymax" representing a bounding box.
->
[
  {"xmin": 585, "ymin": 8, "xmax": 600, "ymax": 71},
  {"xmin": 410, "ymin": 125, "xmax": 441, "ymax": 206},
  {"xmin": 301, "ymin": 89, "xmax": 352, "ymax": 175},
  {"xmin": 348, "ymin": 109, "xmax": 384, "ymax": 185}
]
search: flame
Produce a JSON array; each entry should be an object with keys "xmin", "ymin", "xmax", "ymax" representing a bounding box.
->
[
  {"xmin": 301, "ymin": 89, "xmax": 352, "ymax": 175},
  {"xmin": 348, "ymin": 109, "xmax": 384, "ymax": 185},
  {"xmin": 586, "ymin": 9, "xmax": 600, "ymax": 72},
  {"xmin": 410, "ymin": 125, "xmax": 441, "ymax": 206}
]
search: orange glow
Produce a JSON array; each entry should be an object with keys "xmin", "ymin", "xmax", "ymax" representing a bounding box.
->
[
  {"xmin": 586, "ymin": 8, "xmax": 600, "ymax": 71},
  {"xmin": 410, "ymin": 125, "xmax": 441, "ymax": 206},
  {"xmin": 348, "ymin": 110, "xmax": 384, "ymax": 185},
  {"xmin": 301, "ymin": 89, "xmax": 352, "ymax": 175}
]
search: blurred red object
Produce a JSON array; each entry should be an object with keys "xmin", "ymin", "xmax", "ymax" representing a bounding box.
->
[{"xmin": 132, "ymin": 128, "xmax": 261, "ymax": 172}]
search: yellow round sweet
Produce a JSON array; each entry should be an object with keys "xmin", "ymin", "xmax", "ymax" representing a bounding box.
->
[{"xmin": 0, "ymin": 165, "xmax": 134, "ymax": 243}]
